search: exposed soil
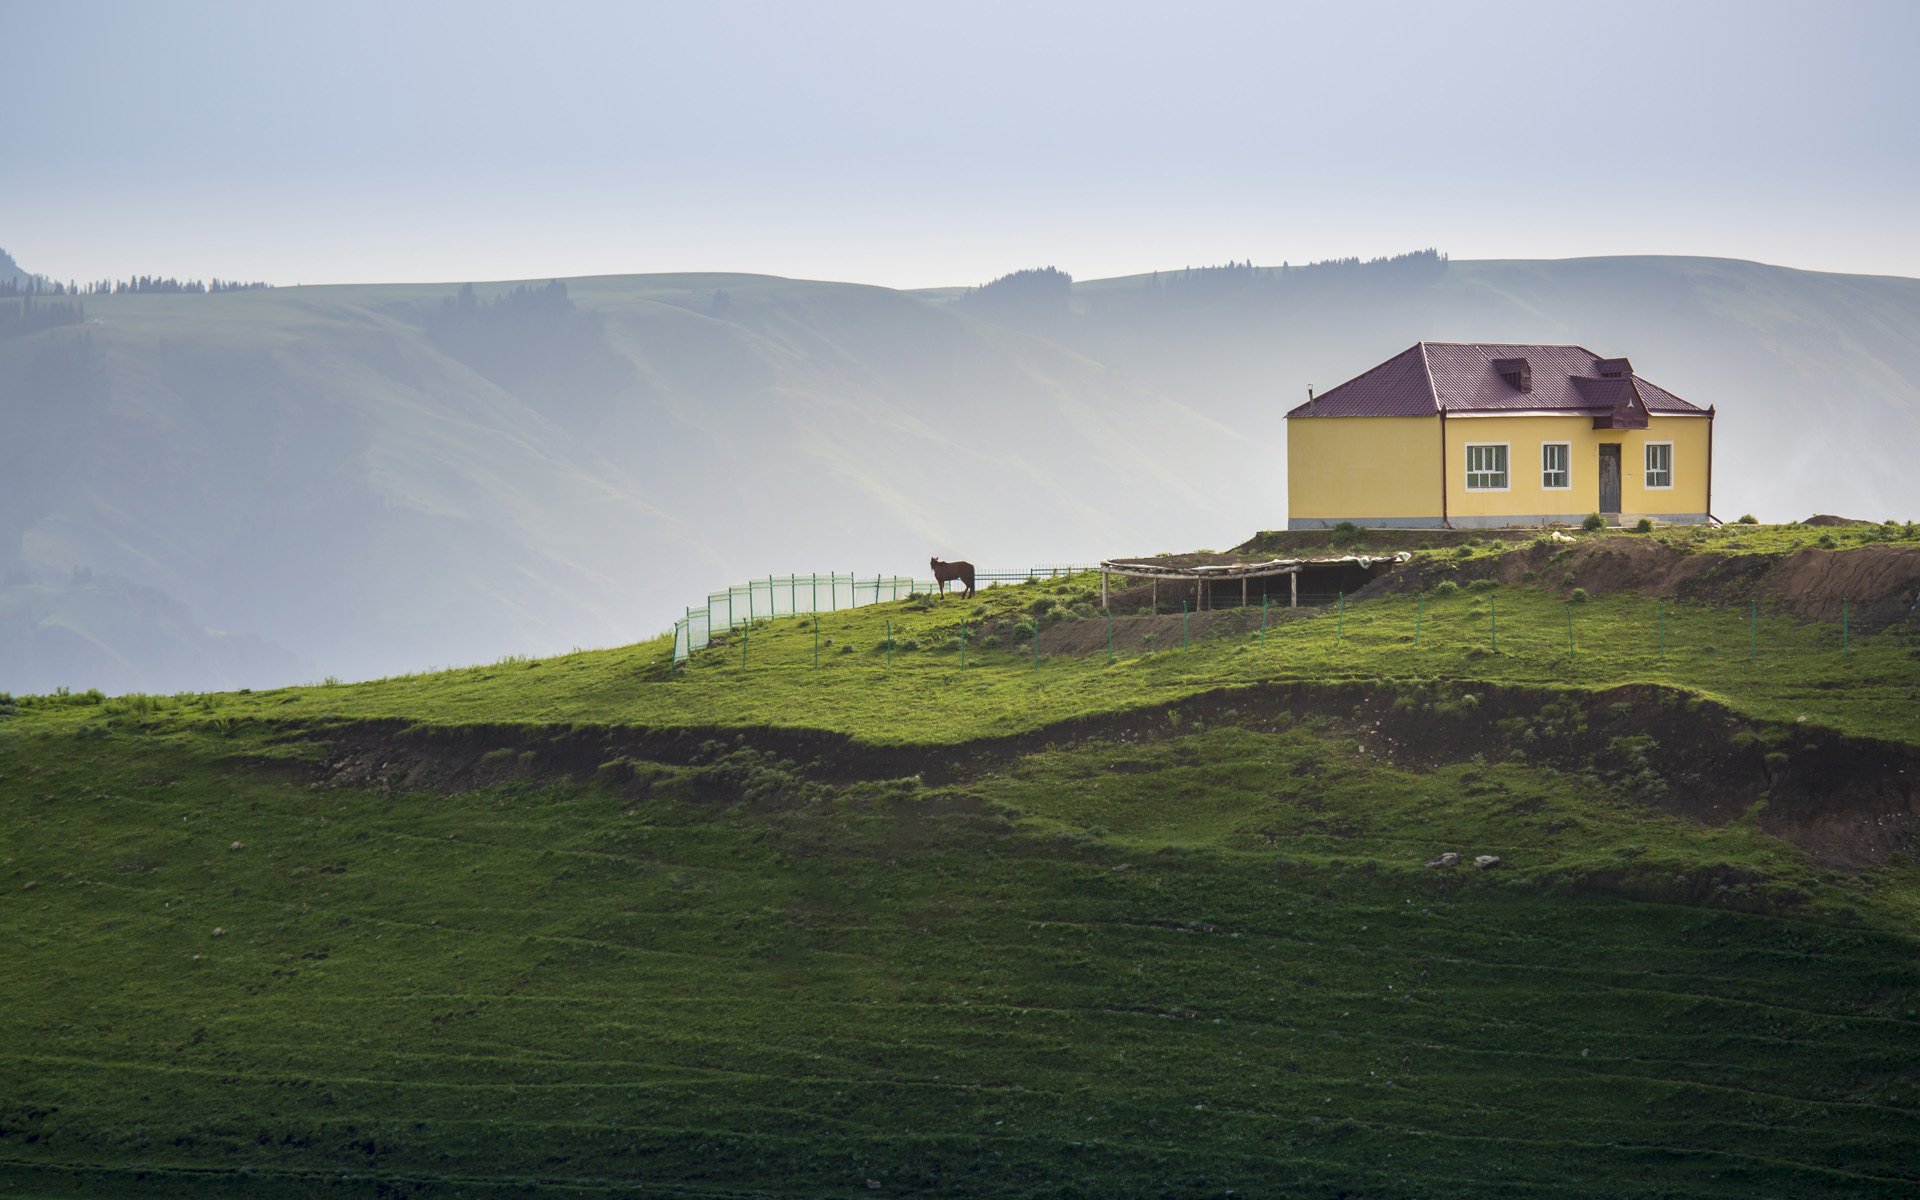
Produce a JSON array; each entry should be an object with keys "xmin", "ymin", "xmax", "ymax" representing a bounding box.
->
[
  {"xmin": 1230, "ymin": 529, "xmax": 1538, "ymax": 557},
  {"xmin": 300, "ymin": 678, "xmax": 1920, "ymax": 869},
  {"xmin": 1802, "ymin": 514, "xmax": 1875, "ymax": 527},
  {"xmin": 1363, "ymin": 540, "xmax": 1920, "ymax": 630},
  {"xmin": 1033, "ymin": 607, "xmax": 1280, "ymax": 656}
]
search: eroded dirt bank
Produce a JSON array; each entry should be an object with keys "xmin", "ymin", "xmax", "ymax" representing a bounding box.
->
[
  {"xmin": 1363, "ymin": 540, "xmax": 1920, "ymax": 629},
  {"xmin": 302, "ymin": 679, "xmax": 1919, "ymax": 868}
]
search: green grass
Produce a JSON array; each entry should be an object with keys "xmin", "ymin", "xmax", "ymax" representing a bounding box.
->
[
  {"xmin": 3, "ymin": 715, "xmax": 1918, "ymax": 1197},
  {"xmin": 38, "ymin": 566, "xmax": 1901, "ymax": 746},
  {"xmin": 2, "ymin": 547, "xmax": 1918, "ymax": 1196}
]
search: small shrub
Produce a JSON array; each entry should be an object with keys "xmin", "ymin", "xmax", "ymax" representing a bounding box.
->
[
  {"xmin": 1582, "ymin": 512, "xmax": 1606, "ymax": 532},
  {"xmin": 1570, "ymin": 588, "xmax": 1589, "ymax": 603},
  {"xmin": 1467, "ymin": 578, "xmax": 1499, "ymax": 593},
  {"xmin": 1433, "ymin": 580, "xmax": 1459, "ymax": 595},
  {"xmin": 1816, "ymin": 533, "xmax": 1837, "ymax": 549},
  {"xmin": 896, "ymin": 637, "xmax": 919, "ymax": 652},
  {"xmin": 1452, "ymin": 546, "xmax": 1473, "ymax": 559},
  {"xmin": 1330, "ymin": 521, "xmax": 1365, "ymax": 547},
  {"xmin": 979, "ymin": 634, "xmax": 1000, "ymax": 650},
  {"xmin": 1736, "ymin": 513, "xmax": 1758, "ymax": 524},
  {"xmin": 1634, "ymin": 518, "xmax": 1654, "ymax": 533}
]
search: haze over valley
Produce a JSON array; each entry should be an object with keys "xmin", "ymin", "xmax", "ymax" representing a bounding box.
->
[{"xmin": 3, "ymin": 248, "xmax": 1919, "ymax": 694}]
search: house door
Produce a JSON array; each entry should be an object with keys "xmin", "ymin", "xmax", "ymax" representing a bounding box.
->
[{"xmin": 1597, "ymin": 444, "xmax": 1622, "ymax": 515}]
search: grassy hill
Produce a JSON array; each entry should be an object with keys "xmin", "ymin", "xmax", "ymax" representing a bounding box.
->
[
  {"xmin": 3, "ymin": 526, "xmax": 1917, "ymax": 1197},
  {"xmin": 5, "ymin": 253, "xmax": 1920, "ymax": 695}
]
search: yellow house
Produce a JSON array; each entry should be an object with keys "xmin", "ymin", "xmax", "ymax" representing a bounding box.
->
[{"xmin": 1286, "ymin": 342, "xmax": 1715, "ymax": 529}]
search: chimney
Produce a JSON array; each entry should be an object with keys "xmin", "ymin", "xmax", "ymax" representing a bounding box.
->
[{"xmin": 1308, "ymin": 385, "xmax": 1315, "ymax": 415}]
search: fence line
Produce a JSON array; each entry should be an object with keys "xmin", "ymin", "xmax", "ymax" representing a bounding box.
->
[{"xmin": 671, "ymin": 564, "xmax": 1100, "ymax": 662}]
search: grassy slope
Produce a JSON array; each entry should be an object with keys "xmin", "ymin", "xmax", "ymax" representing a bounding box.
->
[
  {"xmin": 2, "ymin": 529, "xmax": 1918, "ymax": 1198},
  {"xmin": 145, "ymin": 524, "xmax": 1915, "ymax": 746}
]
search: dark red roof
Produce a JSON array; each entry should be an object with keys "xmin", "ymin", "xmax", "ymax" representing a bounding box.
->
[{"xmin": 1286, "ymin": 343, "xmax": 1708, "ymax": 419}]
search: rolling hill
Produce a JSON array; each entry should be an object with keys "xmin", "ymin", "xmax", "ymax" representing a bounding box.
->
[
  {"xmin": 2, "ymin": 253, "xmax": 1918, "ymax": 693},
  {"xmin": 2, "ymin": 526, "xmax": 1917, "ymax": 1197}
]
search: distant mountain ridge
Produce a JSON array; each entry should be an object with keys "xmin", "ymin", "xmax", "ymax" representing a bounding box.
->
[
  {"xmin": 1, "ymin": 254, "xmax": 1916, "ymax": 693},
  {"xmin": 0, "ymin": 246, "xmax": 30, "ymax": 287}
]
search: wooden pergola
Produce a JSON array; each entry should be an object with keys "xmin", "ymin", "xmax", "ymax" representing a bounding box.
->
[{"xmin": 1098, "ymin": 552, "xmax": 1412, "ymax": 611}]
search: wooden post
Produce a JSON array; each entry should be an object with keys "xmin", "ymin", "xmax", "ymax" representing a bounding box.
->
[
  {"xmin": 1101, "ymin": 568, "xmax": 1109, "ymax": 610},
  {"xmin": 1151, "ymin": 580, "xmax": 1158, "ymax": 614},
  {"xmin": 1241, "ymin": 577, "xmax": 1248, "ymax": 609},
  {"xmin": 1290, "ymin": 571, "xmax": 1298, "ymax": 608}
]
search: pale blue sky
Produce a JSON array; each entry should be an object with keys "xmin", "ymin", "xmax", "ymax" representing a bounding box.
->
[{"xmin": 5, "ymin": 0, "xmax": 1916, "ymax": 287}]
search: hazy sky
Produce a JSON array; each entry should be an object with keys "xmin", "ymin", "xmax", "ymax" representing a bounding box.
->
[{"xmin": 6, "ymin": 0, "xmax": 1918, "ymax": 288}]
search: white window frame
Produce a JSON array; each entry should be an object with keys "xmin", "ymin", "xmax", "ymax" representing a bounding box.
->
[
  {"xmin": 1644, "ymin": 441, "xmax": 1673, "ymax": 490},
  {"xmin": 1541, "ymin": 441, "xmax": 1572, "ymax": 491},
  {"xmin": 1464, "ymin": 442, "xmax": 1510, "ymax": 492}
]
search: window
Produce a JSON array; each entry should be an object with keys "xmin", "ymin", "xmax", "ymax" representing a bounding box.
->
[
  {"xmin": 1465, "ymin": 443, "xmax": 1508, "ymax": 490},
  {"xmin": 1645, "ymin": 442, "xmax": 1673, "ymax": 489},
  {"xmin": 1541, "ymin": 442, "xmax": 1571, "ymax": 490}
]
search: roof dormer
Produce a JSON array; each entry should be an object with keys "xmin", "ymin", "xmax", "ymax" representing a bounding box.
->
[{"xmin": 1490, "ymin": 356, "xmax": 1532, "ymax": 393}]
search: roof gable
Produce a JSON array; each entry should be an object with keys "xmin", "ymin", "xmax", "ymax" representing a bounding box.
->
[{"xmin": 1286, "ymin": 342, "xmax": 1707, "ymax": 419}]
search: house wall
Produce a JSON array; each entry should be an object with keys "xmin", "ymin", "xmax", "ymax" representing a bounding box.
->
[
  {"xmin": 1443, "ymin": 413, "xmax": 1711, "ymax": 525},
  {"xmin": 1287, "ymin": 412, "xmax": 1712, "ymax": 528},
  {"xmin": 1287, "ymin": 416, "xmax": 1444, "ymax": 525}
]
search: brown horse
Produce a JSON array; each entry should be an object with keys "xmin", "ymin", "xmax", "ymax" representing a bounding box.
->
[{"xmin": 930, "ymin": 557, "xmax": 976, "ymax": 598}]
